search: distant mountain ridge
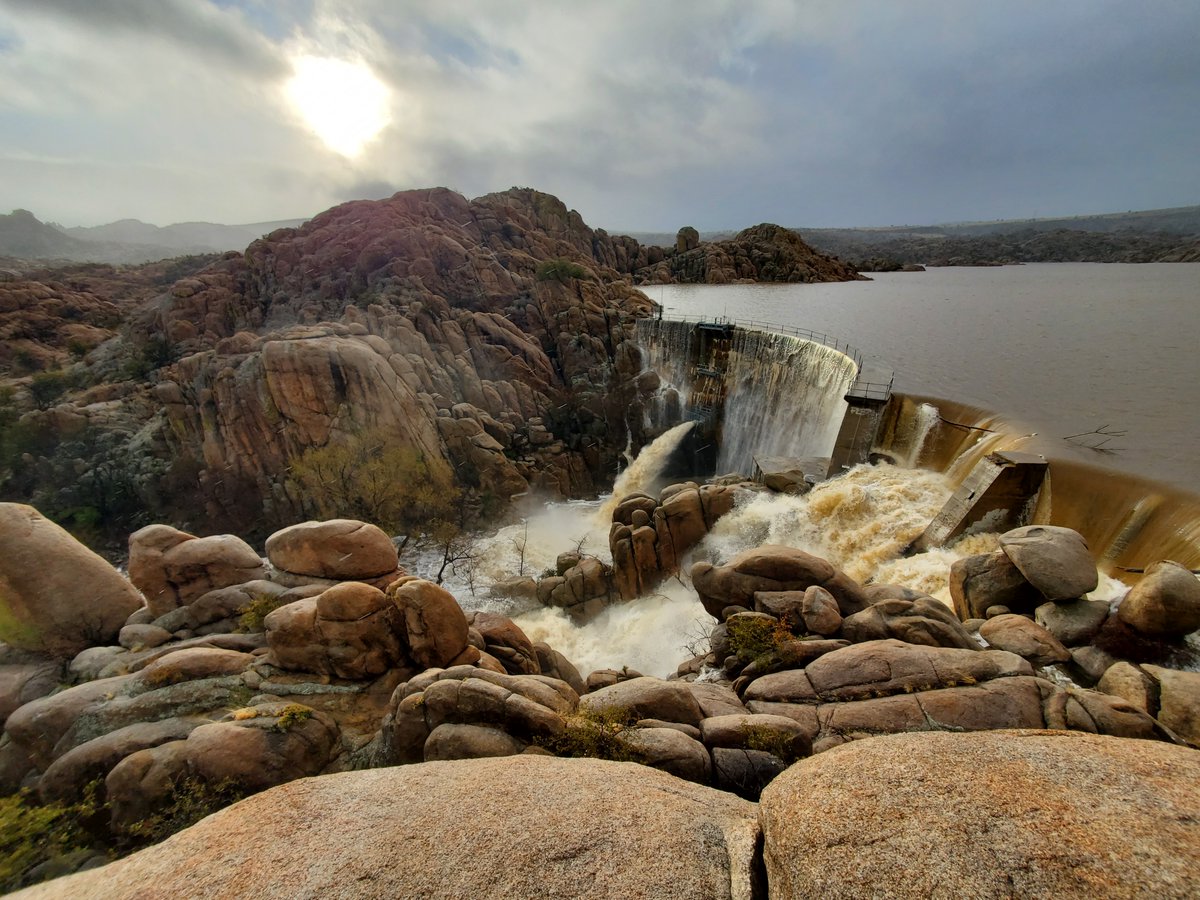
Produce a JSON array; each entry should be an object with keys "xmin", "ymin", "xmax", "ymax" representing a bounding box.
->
[{"xmin": 0, "ymin": 209, "xmax": 309, "ymax": 265}]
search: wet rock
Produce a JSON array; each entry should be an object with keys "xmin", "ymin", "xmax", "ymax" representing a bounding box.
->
[
  {"xmin": 998, "ymin": 525, "xmax": 1098, "ymax": 600},
  {"xmin": 759, "ymin": 730, "xmax": 1200, "ymax": 898},
  {"xmin": 979, "ymin": 614, "xmax": 1071, "ymax": 668},
  {"xmin": 0, "ymin": 648, "xmax": 63, "ymax": 727},
  {"xmin": 1096, "ymin": 661, "xmax": 1157, "ymax": 713},
  {"xmin": 37, "ymin": 717, "xmax": 203, "ymax": 804},
  {"xmin": 469, "ymin": 612, "xmax": 540, "ymax": 676},
  {"xmin": 387, "ymin": 578, "xmax": 469, "ymax": 669},
  {"xmin": 0, "ymin": 503, "xmax": 144, "ymax": 657},
  {"xmin": 1035, "ymin": 597, "xmax": 1110, "ymax": 646},
  {"xmin": 1069, "ymin": 644, "xmax": 1119, "ymax": 684},
  {"xmin": 423, "ymin": 723, "xmax": 526, "ymax": 760},
  {"xmin": 184, "ymin": 703, "xmax": 339, "ymax": 793},
  {"xmin": 840, "ymin": 596, "xmax": 977, "ymax": 649},
  {"xmin": 1143, "ymin": 665, "xmax": 1200, "ymax": 746},
  {"xmin": 949, "ymin": 549, "xmax": 1041, "ymax": 620},
  {"xmin": 692, "ymin": 545, "xmax": 870, "ymax": 621},
  {"xmin": 711, "ymin": 747, "xmax": 788, "ymax": 800},
  {"xmin": 265, "ymin": 519, "xmax": 399, "ymax": 579},
  {"xmin": 1116, "ymin": 560, "xmax": 1200, "ymax": 639}
]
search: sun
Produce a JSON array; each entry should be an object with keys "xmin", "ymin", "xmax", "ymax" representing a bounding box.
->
[{"xmin": 285, "ymin": 55, "xmax": 391, "ymax": 158}]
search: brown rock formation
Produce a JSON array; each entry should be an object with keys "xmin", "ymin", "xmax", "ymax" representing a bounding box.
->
[{"xmin": 636, "ymin": 223, "xmax": 864, "ymax": 285}]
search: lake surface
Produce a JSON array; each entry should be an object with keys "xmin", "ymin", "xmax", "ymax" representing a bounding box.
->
[{"xmin": 653, "ymin": 263, "xmax": 1200, "ymax": 492}]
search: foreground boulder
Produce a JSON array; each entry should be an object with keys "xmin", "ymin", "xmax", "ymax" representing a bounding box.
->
[
  {"xmin": 759, "ymin": 730, "xmax": 1200, "ymax": 898},
  {"xmin": 19, "ymin": 757, "xmax": 762, "ymax": 900},
  {"xmin": 0, "ymin": 504, "xmax": 144, "ymax": 657}
]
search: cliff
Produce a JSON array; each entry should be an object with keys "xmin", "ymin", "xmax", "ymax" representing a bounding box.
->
[{"xmin": 0, "ymin": 188, "xmax": 672, "ymax": 546}]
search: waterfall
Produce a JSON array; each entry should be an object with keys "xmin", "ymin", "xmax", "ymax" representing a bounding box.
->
[
  {"xmin": 636, "ymin": 319, "xmax": 695, "ymax": 430},
  {"xmin": 596, "ymin": 420, "xmax": 695, "ymax": 525},
  {"xmin": 716, "ymin": 331, "xmax": 858, "ymax": 476}
]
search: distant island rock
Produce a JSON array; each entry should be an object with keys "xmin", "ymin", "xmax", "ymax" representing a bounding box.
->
[{"xmin": 635, "ymin": 223, "xmax": 865, "ymax": 284}]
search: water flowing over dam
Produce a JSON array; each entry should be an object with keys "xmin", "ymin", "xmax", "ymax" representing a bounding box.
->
[{"xmin": 636, "ymin": 318, "xmax": 864, "ymax": 477}]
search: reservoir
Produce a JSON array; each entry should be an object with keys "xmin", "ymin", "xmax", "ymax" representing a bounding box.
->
[{"xmin": 652, "ymin": 263, "xmax": 1200, "ymax": 493}]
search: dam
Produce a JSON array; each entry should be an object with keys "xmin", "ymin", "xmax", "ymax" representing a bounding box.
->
[{"xmin": 634, "ymin": 316, "xmax": 1200, "ymax": 577}]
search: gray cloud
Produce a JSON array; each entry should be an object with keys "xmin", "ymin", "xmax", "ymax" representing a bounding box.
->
[
  {"xmin": 0, "ymin": 0, "xmax": 286, "ymax": 76},
  {"xmin": 0, "ymin": 0, "xmax": 1196, "ymax": 230}
]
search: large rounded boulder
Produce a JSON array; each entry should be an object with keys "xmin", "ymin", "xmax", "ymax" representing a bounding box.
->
[
  {"xmin": 20, "ymin": 756, "xmax": 762, "ymax": 899},
  {"xmin": 0, "ymin": 503, "xmax": 144, "ymax": 657},
  {"xmin": 265, "ymin": 519, "xmax": 398, "ymax": 580},
  {"xmin": 1115, "ymin": 560, "xmax": 1200, "ymax": 639},
  {"xmin": 759, "ymin": 730, "xmax": 1200, "ymax": 898}
]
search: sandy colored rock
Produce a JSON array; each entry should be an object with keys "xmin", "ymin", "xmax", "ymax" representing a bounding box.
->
[
  {"xmin": 0, "ymin": 503, "xmax": 144, "ymax": 656},
  {"xmin": 949, "ymin": 549, "xmax": 1041, "ymax": 620},
  {"xmin": 1116, "ymin": 560, "xmax": 1200, "ymax": 639},
  {"xmin": 20, "ymin": 756, "xmax": 762, "ymax": 900},
  {"xmin": 999, "ymin": 524, "xmax": 1099, "ymax": 600},
  {"xmin": 760, "ymin": 730, "xmax": 1200, "ymax": 899},
  {"xmin": 265, "ymin": 519, "xmax": 398, "ymax": 579},
  {"xmin": 1096, "ymin": 661, "xmax": 1158, "ymax": 713}
]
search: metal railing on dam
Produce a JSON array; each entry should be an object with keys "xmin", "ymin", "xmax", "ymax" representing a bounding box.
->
[{"xmin": 653, "ymin": 313, "xmax": 894, "ymax": 402}]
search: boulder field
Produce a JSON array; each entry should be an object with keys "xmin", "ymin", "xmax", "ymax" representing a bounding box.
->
[{"xmin": 1, "ymin": 497, "xmax": 1199, "ymax": 895}]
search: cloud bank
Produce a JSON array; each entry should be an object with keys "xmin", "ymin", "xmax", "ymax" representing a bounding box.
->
[{"xmin": 0, "ymin": 0, "xmax": 1196, "ymax": 230}]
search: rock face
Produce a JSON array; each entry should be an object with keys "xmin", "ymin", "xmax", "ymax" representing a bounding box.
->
[
  {"xmin": 0, "ymin": 503, "xmax": 144, "ymax": 656},
  {"xmin": 759, "ymin": 730, "xmax": 1200, "ymax": 899},
  {"xmin": 265, "ymin": 519, "xmax": 398, "ymax": 579},
  {"xmin": 610, "ymin": 482, "xmax": 743, "ymax": 600},
  {"xmin": 19, "ymin": 756, "xmax": 762, "ymax": 900},
  {"xmin": 637, "ymin": 223, "xmax": 864, "ymax": 285}
]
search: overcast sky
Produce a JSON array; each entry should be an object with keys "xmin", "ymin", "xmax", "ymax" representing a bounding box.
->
[{"xmin": 0, "ymin": 0, "xmax": 1196, "ymax": 231}]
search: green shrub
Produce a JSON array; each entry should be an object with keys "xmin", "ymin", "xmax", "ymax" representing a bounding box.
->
[
  {"xmin": 540, "ymin": 705, "xmax": 646, "ymax": 763},
  {"xmin": 273, "ymin": 704, "xmax": 313, "ymax": 733},
  {"xmin": 27, "ymin": 370, "xmax": 71, "ymax": 409},
  {"xmin": 727, "ymin": 615, "xmax": 791, "ymax": 662},
  {"xmin": 741, "ymin": 723, "xmax": 805, "ymax": 764},
  {"xmin": 124, "ymin": 776, "xmax": 245, "ymax": 847},
  {"xmin": 237, "ymin": 593, "xmax": 286, "ymax": 632},
  {"xmin": 0, "ymin": 787, "xmax": 104, "ymax": 893},
  {"xmin": 535, "ymin": 258, "xmax": 590, "ymax": 282}
]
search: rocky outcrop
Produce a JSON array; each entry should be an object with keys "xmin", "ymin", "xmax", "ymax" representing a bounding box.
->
[
  {"xmin": 127, "ymin": 524, "xmax": 265, "ymax": 617},
  {"xmin": 0, "ymin": 504, "xmax": 144, "ymax": 656},
  {"xmin": 636, "ymin": 223, "xmax": 864, "ymax": 285},
  {"xmin": 759, "ymin": 730, "xmax": 1200, "ymax": 898},
  {"xmin": 692, "ymin": 544, "xmax": 871, "ymax": 621},
  {"xmin": 610, "ymin": 482, "xmax": 744, "ymax": 600},
  {"xmin": 950, "ymin": 524, "xmax": 1100, "ymax": 620},
  {"xmin": 20, "ymin": 756, "xmax": 762, "ymax": 900}
]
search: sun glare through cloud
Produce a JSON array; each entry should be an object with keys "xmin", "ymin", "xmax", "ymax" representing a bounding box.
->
[{"xmin": 285, "ymin": 55, "xmax": 391, "ymax": 158}]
